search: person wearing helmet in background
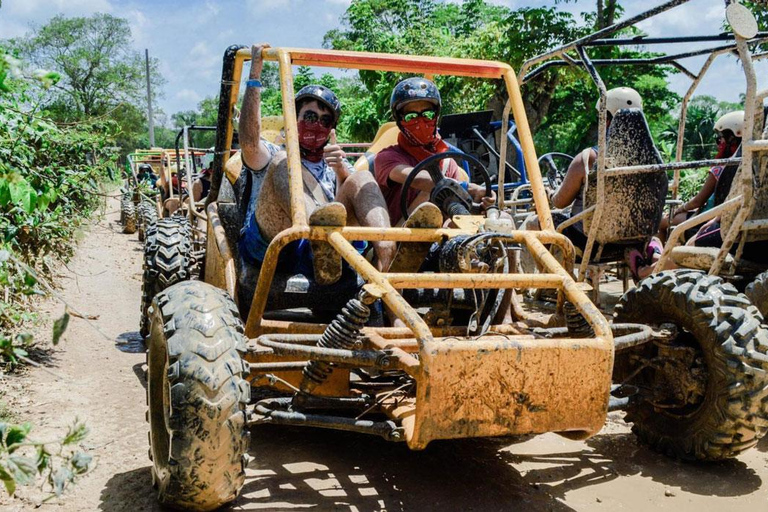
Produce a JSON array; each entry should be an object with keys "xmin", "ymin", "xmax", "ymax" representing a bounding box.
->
[
  {"xmin": 137, "ymin": 163, "xmax": 158, "ymax": 188},
  {"xmin": 658, "ymin": 111, "xmax": 744, "ymax": 244},
  {"xmin": 685, "ymin": 110, "xmax": 768, "ymax": 258},
  {"xmin": 236, "ymin": 44, "xmax": 395, "ymax": 306},
  {"xmin": 374, "ymin": 77, "xmax": 496, "ymax": 226},
  {"xmin": 522, "ymin": 87, "xmax": 661, "ymax": 279}
]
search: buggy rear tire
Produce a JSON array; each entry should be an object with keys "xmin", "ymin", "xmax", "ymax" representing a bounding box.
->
[
  {"xmin": 140, "ymin": 217, "xmax": 192, "ymax": 337},
  {"xmin": 614, "ymin": 270, "xmax": 768, "ymax": 460},
  {"xmin": 122, "ymin": 201, "xmax": 137, "ymax": 234},
  {"xmin": 746, "ymin": 270, "xmax": 768, "ymax": 318},
  {"xmin": 146, "ymin": 280, "xmax": 250, "ymax": 511}
]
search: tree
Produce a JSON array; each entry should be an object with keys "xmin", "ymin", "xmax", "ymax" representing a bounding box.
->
[
  {"xmin": 323, "ymin": 0, "xmax": 677, "ymax": 153},
  {"xmin": 8, "ymin": 13, "xmax": 164, "ymax": 147}
]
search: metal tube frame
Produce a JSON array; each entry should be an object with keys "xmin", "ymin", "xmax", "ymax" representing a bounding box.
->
[
  {"xmin": 518, "ymin": 0, "xmax": 768, "ymax": 280},
  {"xmin": 201, "ymin": 46, "xmax": 614, "ymax": 406}
]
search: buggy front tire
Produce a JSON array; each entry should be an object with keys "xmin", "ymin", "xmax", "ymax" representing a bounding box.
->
[
  {"xmin": 140, "ymin": 217, "xmax": 192, "ymax": 337},
  {"xmin": 614, "ymin": 270, "xmax": 768, "ymax": 460},
  {"xmin": 146, "ymin": 280, "xmax": 250, "ymax": 511}
]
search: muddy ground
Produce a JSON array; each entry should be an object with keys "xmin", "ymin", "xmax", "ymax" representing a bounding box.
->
[{"xmin": 1, "ymin": 198, "xmax": 767, "ymax": 511}]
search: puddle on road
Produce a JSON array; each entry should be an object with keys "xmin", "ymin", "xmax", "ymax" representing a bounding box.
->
[{"xmin": 116, "ymin": 331, "xmax": 146, "ymax": 353}]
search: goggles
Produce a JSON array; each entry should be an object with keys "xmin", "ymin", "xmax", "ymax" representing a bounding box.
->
[{"xmin": 401, "ymin": 109, "xmax": 437, "ymax": 123}]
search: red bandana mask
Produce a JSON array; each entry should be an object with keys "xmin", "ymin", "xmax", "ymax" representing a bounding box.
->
[
  {"xmin": 397, "ymin": 117, "xmax": 450, "ymax": 162},
  {"xmin": 298, "ymin": 120, "xmax": 331, "ymax": 162},
  {"xmin": 400, "ymin": 117, "xmax": 438, "ymax": 147},
  {"xmin": 715, "ymin": 136, "xmax": 740, "ymax": 159}
]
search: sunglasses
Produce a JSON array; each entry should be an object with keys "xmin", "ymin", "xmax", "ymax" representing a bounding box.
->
[
  {"xmin": 401, "ymin": 109, "xmax": 437, "ymax": 123},
  {"xmin": 302, "ymin": 110, "xmax": 334, "ymax": 128}
]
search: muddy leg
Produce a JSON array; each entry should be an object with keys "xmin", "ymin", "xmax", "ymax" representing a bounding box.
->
[{"xmin": 336, "ymin": 171, "xmax": 396, "ymax": 272}]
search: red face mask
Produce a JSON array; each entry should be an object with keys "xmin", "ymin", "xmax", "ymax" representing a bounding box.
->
[
  {"xmin": 297, "ymin": 119, "xmax": 331, "ymax": 162},
  {"xmin": 400, "ymin": 117, "xmax": 438, "ymax": 147},
  {"xmin": 715, "ymin": 135, "xmax": 739, "ymax": 159}
]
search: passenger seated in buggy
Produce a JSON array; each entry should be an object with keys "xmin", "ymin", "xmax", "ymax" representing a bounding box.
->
[
  {"xmin": 659, "ymin": 111, "xmax": 744, "ymax": 244},
  {"xmin": 235, "ymin": 44, "xmax": 396, "ymax": 312}
]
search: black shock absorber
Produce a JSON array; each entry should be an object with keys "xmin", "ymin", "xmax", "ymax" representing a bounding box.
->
[
  {"xmin": 564, "ymin": 300, "xmax": 595, "ymax": 338},
  {"xmin": 299, "ymin": 292, "xmax": 373, "ymax": 394}
]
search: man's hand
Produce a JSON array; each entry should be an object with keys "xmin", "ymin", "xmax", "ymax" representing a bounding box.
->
[
  {"xmin": 323, "ymin": 129, "xmax": 348, "ymax": 176},
  {"xmin": 468, "ymin": 183, "xmax": 496, "ymax": 210},
  {"xmin": 250, "ymin": 43, "xmax": 270, "ymax": 79}
]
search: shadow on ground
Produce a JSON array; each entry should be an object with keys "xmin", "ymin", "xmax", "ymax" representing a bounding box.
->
[
  {"xmin": 116, "ymin": 331, "xmax": 145, "ymax": 353},
  {"xmin": 100, "ymin": 424, "xmax": 765, "ymax": 512},
  {"xmin": 502, "ymin": 432, "xmax": 762, "ymax": 500},
  {"xmin": 234, "ymin": 425, "xmax": 572, "ymax": 511},
  {"xmin": 99, "ymin": 466, "xmax": 160, "ymax": 512}
]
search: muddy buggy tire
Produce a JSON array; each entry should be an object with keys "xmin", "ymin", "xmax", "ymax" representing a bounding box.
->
[
  {"xmin": 146, "ymin": 280, "xmax": 250, "ymax": 511},
  {"xmin": 137, "ymin": 201, "xmax": 158, "ymax": 242},
  {"xmin": 123, "ymin": 201, "xmax": 137, "ymax": 234},
  {"xmin": 746, "ymin": 270, "xmax": 768, "ymax": 318},
  {"xmin": 140, "ymin": 217, "xmax": 192, "ymax": 337},
  {"xmin": 120, "ymin": 195, "xmax": 137, "ymax": 234},
  {"xmin": 614, "ymin": 270, "xmax": 768, "ymax": 460}
]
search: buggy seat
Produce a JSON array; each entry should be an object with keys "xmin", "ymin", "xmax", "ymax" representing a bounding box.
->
[{"xmin": 581, "ymin": 107, "xmax": 667, "ymax": 249}]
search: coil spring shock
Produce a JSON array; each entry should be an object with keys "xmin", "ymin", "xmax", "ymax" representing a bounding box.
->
[
  {"xmin": 299, "ymin": 292, "xmax": 373, "ymax": 394},
  {"xmin": 564, "ymin": 300, "xmax": 595, "ymax": 338}
]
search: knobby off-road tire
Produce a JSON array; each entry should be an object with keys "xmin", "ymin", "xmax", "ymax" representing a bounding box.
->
[
  {"xmin": 120, "ymin": 195, "xmax": 137, "ymax": 234},
  {"xmin": 615, "ymin": 270, "xmax": 768, "ymax": 460},
  {"xmin": 146, "ymin": 280, "xmax": 250, "ymax": 511},
  {"xmin": 137, "ymin": 201, "xmax": 158, "ymax": 242},
  {"xmin": 140, "ymin": 217, "xmax": 192, "ymax": 337},
  {"xmin": 746, "ymin": 270, "xmax": 768, "ymax": 318}
]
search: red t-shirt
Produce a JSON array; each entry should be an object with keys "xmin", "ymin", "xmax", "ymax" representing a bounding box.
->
[{"xmin": 374, "ymin": 145, "xmax": 461, "ymax": 224}]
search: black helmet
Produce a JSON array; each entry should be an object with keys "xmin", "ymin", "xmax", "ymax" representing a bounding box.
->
[
  {"xmin": 295, "ymin": 85, "xmax": 341, "ymax": 126},
  {"xmin": 138, "ymin": 163, "xmax": 153, "ymax": 173},
  {"xmin": 390, "ymin": 77, "xmax": 441, "ymax": 121}
]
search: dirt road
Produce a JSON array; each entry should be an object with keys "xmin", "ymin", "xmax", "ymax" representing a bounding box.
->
[{"xmin": 2, "ymin": 199, "xmax": 768, "ymax": 511}]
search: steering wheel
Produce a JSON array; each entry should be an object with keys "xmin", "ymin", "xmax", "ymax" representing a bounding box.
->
[
  {"xmin": 538, "ymin": 152, "xmax": 573, "ymax": 189},
  {"xmin": 400, "ymin": 151, "xmax": 493, "ymax": 221}
]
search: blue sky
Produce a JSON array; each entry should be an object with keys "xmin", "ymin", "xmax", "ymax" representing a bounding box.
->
[{"xmin": 1, "ymin": 0, "xmax": 764, "ymax": 124}]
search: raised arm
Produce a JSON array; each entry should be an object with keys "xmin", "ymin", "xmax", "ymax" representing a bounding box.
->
[{"xmin": 240, "ymin": 44, "xmax": 273, "ymax": 171}]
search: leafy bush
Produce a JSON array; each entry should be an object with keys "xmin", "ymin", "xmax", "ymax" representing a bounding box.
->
[
  {"xmin": 0, "ymin": 46, "xmax": 118, "ymax": 359},
  {"xmin": 0, "ymin": 420, "xmax": 91, "ymax": 499}
]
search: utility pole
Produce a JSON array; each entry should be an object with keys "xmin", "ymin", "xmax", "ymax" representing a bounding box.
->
[{"xmin": 145, "ymin": 49, "xmax": 155, "ymax": 147}]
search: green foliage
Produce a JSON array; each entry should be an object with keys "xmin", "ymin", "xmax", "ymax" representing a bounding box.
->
[
  {"xmin": 322, "ymin": 0, "xmax": 678, "ymax": 152},
  {"xmin": 0, "ymin": 419, "xmax": 91, "ymax": 498},
  {"xmin": 6, "ymin": 14, "xmax": 164, "ymax": 155},
  {"xmin": 0, "ymin": 45, "xmax": 115, "ymax": 368},
  {"xmin": 657, "ymin": 95, "xmax": 743, "ymax": 161}
]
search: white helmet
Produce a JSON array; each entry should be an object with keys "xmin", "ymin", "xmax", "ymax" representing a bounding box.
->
[
  {"xmin": 598, "ymin": 87, "xmax": 643, "ymax": 116},
  {"xmin": 714, "ymin": 111, "xmax": 745, "ymax": 138}
]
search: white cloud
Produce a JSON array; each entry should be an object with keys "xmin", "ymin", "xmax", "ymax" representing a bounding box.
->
[
  {"xmin": 245, "ymin": 0, "xmax": 291, "ymax": 13},
  {"xmin": 175, "ymin": 88, "xmax": 202, "ymax": 104},
  {"xmin": 205, "ymin": 1, "xmax": 221, "ymax": 16}
]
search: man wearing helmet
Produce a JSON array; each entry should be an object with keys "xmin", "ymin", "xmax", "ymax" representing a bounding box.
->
[
  {"xmin": 658, "ymin": 111, "xmax": 744, "ymax": 243},
  {"xmin": 236, "ymin": 45, "xmax": 395, "ymax": 303},
  {"xmin": 374, "ymin": 77, "xmax": 496, "ymax": 225}
]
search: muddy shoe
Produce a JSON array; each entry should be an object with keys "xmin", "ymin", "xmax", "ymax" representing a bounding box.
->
[
  {"xmin": 389, "ymin": 202, "xmax": 443, "ymax": 273},
  {"xmin": 310, "ymin": 202, "xmax": 347, "ymax": 285}
]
